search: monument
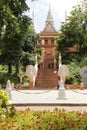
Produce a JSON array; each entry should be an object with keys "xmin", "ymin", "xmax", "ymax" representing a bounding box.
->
[
  {"xmin": 58, "ymin": 53, "xmax": 69, "ymax": 99},
  {"xmin": 58, "ymin": 64, "xmax": 69, "ymax": 83},
  {"xmin": 80, "ymin": 66, "xmax": 87, "ymax": 85},
  {"xmin": 26, "ymin": 65, "xmax": 37, "ymax": 88},
  {"xmin": 35, "ymin": 5, "xmax": 59, "ymax": 89},
  {"xmin": 26, "ymin": 56, "xmax": 38, "ymax": 88}
]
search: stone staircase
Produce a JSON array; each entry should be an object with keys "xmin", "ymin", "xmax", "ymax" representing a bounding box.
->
[{"xmin": 35, "ymin": 65, "xmax": 58, "ymax": 89}]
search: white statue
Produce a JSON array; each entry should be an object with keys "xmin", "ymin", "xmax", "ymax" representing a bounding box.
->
[
  {"xmin": 6, "ymin": 80, "xmax": 12, "ymax": 99},
  {"xmin": 58, "ymin": 53, "xmax": 69, "ymax": 83},
  {"xmin": 26, "ymin": 55, "xmax": 38, "ymax": 87},
  {"xmin": 58, "ymin": 65, "xmax": 69, "ymax": 83},
  {"xmin": 58, "ymin": 53, "xmax": 69, "ymax": 99}
]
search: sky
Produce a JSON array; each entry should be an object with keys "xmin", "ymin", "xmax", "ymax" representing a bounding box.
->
[{"xmin": 26, "ymin": 0, "xmax": 81, "ymax": 33}]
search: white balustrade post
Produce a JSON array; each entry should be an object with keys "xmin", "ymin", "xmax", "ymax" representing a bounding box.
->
[{"xmin": 6, "ymin": 80, "xmax": 12, "ymax": 99}]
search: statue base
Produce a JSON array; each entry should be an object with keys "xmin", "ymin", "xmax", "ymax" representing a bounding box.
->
[
  {"xmin": 58, "ymin": 80, "xmax": 66, "ymax": 100},
  {"xmin": 58, "ymin": 88, "xmax": 66, "ymax": 99}
]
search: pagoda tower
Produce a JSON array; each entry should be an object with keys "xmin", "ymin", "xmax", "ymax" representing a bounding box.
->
[{"xmin": 35, "ymin": 6, "xmax": 59, "ymax": 89}]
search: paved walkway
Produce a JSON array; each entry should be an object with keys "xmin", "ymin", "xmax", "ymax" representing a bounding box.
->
[
  {"xmin": 10, "ymin": 89, "xmax": 87, "ymax": 111},
  {"xmin": 11, "ymin": 89, "xmax": 87, "ymax": 105}
]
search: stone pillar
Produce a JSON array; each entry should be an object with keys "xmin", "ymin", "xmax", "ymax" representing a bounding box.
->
[
  {"xmin": 42, "ymin": 39, "xmax": 44, "ymax": 45},
  {"xmin": 48, "ymin": 37, "xmax": 51, "ymax": 44},
  {"xmin": 58, "ymin": 80, "xmax": 66, "ymax": 99},
  {"xmin": 54, "ymin": 39, "xmax": 56, "ymax": 45},
  {"xmin": 6, "ymin": 80, "xmax": 12, "ymax": 99},
  {"xmin": 54, "ymin": 57, "xmax": 56, "ymax": 69}
]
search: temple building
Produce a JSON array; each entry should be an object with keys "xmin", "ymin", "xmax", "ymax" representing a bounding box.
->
[{"xmin": 35, "ymin": 6, "xmax": 59, "ymax": 89}]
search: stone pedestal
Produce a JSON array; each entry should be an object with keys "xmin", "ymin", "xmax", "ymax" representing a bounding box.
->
[{"xmin": 58, "ymin": 80, "xmax": 66, "ymax": 99}]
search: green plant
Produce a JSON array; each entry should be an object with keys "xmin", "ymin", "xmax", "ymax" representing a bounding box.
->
[
  {"xmin": 66, "ymin": 55, "xmax": 87, "ymax": 85},
  {"xmin": 66, "ymin": 62, "xmax": 81, "ymax": 84},
  {"xmin": 0, "ymin": 108, "xmax": 87, "ymax": 130},
  {"xmin": 0, "ymin": 90, "xmax": 10, "ymax": 108}
]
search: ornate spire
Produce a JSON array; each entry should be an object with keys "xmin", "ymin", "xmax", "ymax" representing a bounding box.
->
[
  {"xmin": 32, "ymin": 9, "xmax": 34, "ymax": 24},
  {"xmin": 46, "ymin": 4, "xmax": 53, "ymax": 22}
]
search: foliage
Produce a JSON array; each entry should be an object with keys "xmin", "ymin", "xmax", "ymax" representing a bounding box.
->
[
  {"xmin": 57, "ymin": 0, "xmax": 87, "ymax": 53},
  {"xmin": 66, "ymin": 60, "xmax": 81, "ymax": 84},
  {"xmin": 66, "ymin": 54, "xmax": 87, "ymax": 84},
  {"xmin": 0, "ymin": 65, "xmax": 29, "ymax": 87},
  {"xmin": 21, "ymin": 24, "xmax": 37, "ymax": 68},
  {"xmin": 0, "ymin": 108, "xmax": 87, "ymax": 130},
  {"xmin": 0, "ymin": 90, "xmax": 10, "ymax": 108},
  {"xmin": 0, "ymin": 0, "xmax": 37, "ymax": 75}
]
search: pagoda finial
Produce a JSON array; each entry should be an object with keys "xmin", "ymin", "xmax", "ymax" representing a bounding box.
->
[
  {"xmin": 65, "ymin": 10, "xmax": 67, "ymax": 21},
  {"xmin": 46, "ymin": 4, "xmax": 53, "ymax": 22},
  {"xmin": 49, "ymin": 3, "xmax": 51, "ymax": 12},
  {"xmin": 32, "ymin": 9, "xmax": 34, "ymax": 25}
]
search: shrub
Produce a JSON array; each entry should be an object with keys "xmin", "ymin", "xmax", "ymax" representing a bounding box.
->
[
  {"xmin": 0, "ymin": 90, "xmax": 10, "ymax": 108},
  {"xmin": 66, "ymin": 55, "xmax": 87, "ymax": 85},
  {"xmin": 0, "ymin": 108, "xmax": 87, "ymax": 130},
  {"xmin": 66, "ymin": 61, "xmax": 81, "ymax": 84}
]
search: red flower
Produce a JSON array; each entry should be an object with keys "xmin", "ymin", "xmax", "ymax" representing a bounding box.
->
[
  {"xmin": 50, "ymin": 112, "xmax": 53, "ymax": 115},
  {"xmin": 49, "ymin": 126, "xmax": 52, "ymax": 130},
  {"xmin": 78, "ymin": 125, "xmax": 81, "ymax": 128},
  {"xmin": 71, "ymin": 122, "xmax": 75, "ymax": 128},
  {"xmin": 62, "ymin": 127, "xmax": 65, "ymax": 130},
  {"xmin": 58, "ymin": 112, "xmax": 61, "ymax": 117},
  {"xmin": 8, "ymin": 125, "xmax": 13, "ymax": 130},
  {"xmin": 53, "ymin": 125, "xmax": 57, "ymax": 129},
  {"xmin": 65, "ymin": 121, "xmax": 70, "ymax": 125},
  {"xmin": 37, "ymin": 114, "xmax": 41, "ymax": 117},
  {"xmin": 0, "ymin": 120, "xmax": 3, "ymax": 123},
  {"xmin": 0, "ymin": 126, "xmax": 4, "ymax": 129},
  {"xmin": 39, "ymin": 125, "xmax": 42, "ymax": 129}
]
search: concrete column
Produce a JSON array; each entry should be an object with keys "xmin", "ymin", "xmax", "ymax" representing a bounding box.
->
[
  {"xmin": 54, "ymin": 39, "xmax": 56, "ymax": 45},
  {"xmin": 42, "ymin": 39, "xmax": 44, "ymax": 45},
  {"xmin": 48, "ymin": 38, "xmax": 51, "ymax": 44}
]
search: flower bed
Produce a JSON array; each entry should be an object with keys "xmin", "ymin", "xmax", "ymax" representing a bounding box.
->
[
  {"xmin": 66, "ymin": 84, "xmax": 87, "ymax": 89},
  {"xmin": 0, "ymin": 108, "xmax": 87, "ymax": 130}
]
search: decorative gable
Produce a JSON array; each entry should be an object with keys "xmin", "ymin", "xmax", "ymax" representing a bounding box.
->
[{"xmin": 44, "ymin": 22, "xmax": 56, "ymax": 32}]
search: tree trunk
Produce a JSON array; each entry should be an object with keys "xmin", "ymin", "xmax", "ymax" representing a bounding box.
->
[
  {"xmin": 8, "ymin": 62, "xmax": 12, "ymax": 75},
  {"xmin": 15, "ymin": 62, "xmax": 19, "ymax": 74}
]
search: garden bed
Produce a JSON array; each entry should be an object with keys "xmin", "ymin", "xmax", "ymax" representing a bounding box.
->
[
  {"xmin": 0, "ymin": 108, "xmax": 87, "ymax": 130},
  {"xmin": 66, "ymin": 84, "xmax": 87, "ymax": 89},
  {"xmin": 16, "ymin": 84, "xmax": 87, "ymax": 90}
]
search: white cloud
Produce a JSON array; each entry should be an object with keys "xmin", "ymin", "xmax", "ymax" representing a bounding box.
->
[{"xmin": 26, "ymin": 0, "xmax": 81, "ymax": 33}]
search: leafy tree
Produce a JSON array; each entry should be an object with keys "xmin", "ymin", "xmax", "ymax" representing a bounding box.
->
[
  {"xmin": 21, "ymin": 24, "xmax": 37, "ymax": 68},
  {"xmin": 0, "ymin": 0, "xmax": 20, "ymax": 42},
  {"xmin": 56, "ymin": 0, "xmax": 87, "ymax": 84},
  {"xmin": 0, "ymin": 0, "xmax": 32, "ymax": 75},
  {"xmin": 57, "ymin": 0, "xmax": 87, "ymax": 55},
  {"xmin": 66, "ymin": 54, "xmax": 87, "ymax": 84}
]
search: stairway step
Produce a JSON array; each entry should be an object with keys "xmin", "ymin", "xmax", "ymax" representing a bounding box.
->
[{"xmin": 35, "ymin": 59, "xmax": 58, "ymax": 89}]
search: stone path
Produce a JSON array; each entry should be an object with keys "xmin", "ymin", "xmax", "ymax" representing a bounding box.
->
[
  {"xmin": 15, "ymin": 105, "xmax": 87, "ymax": 112},
  {"xmin": 10, "ymin": 89, "xmax": 87, "ymax": 111}
]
